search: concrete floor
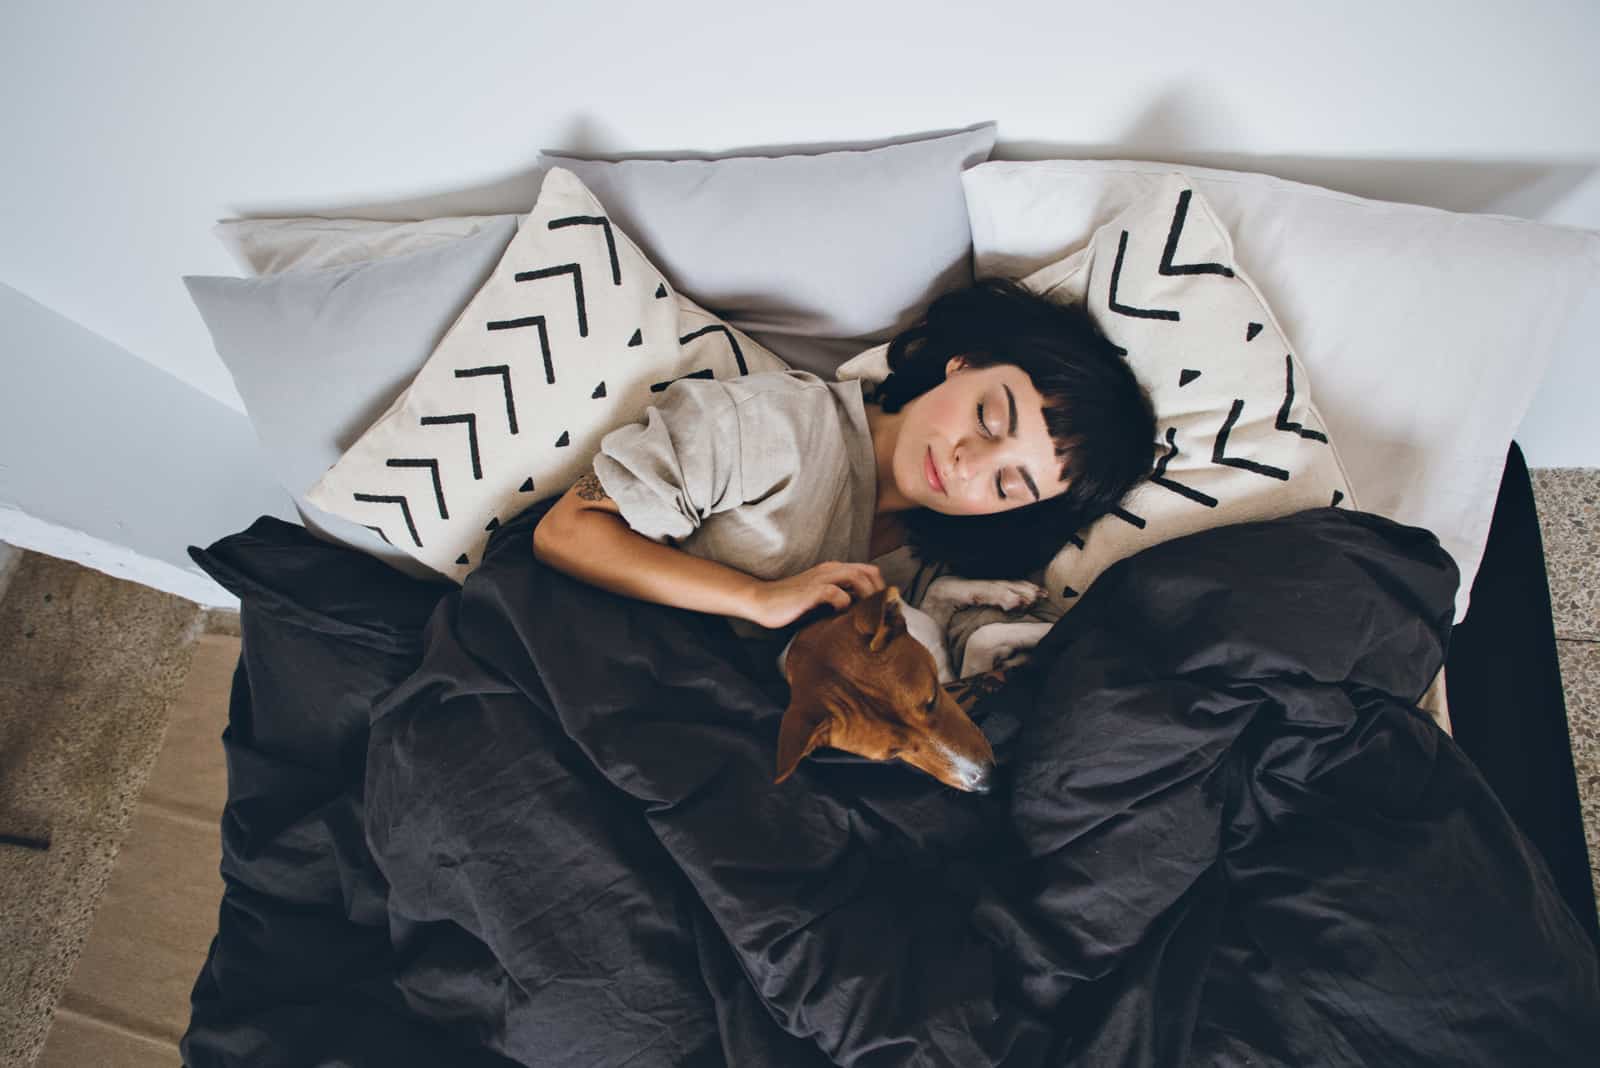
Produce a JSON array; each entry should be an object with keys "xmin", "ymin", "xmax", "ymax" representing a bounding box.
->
[
  {"xmin": 1532, "ymin": 469, "xmax": 1600, "ymax": 910},
  {"xmin": 0, "ymin": 469, "xmax": 1596, "ymax": 1066}
]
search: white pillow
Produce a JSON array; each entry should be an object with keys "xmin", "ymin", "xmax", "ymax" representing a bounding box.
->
[
  {"xmin": 840, "ymin": 174, "xmax": 1352, "ymax": 619},
  {"xmin": 962, "ymin": 158, "xmax": 1600, "ymax": 623},
  {"xmin": 208, "ymin": 125, "xmax": 997, "ymax": 379},
  {"xmin": 214, "ymin": 215, "xmax": 511, "ymax": 275},
  {"xmin": 304, "ymin": 168, "xmax": 787, "ymax": 581}
]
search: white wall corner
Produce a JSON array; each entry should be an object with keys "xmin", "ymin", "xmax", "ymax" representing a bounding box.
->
[{"xmin": 0, "ymin": 510, "xmax": 238, "ymax": 609}]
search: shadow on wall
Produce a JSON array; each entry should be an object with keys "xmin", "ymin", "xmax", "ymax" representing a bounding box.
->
[{"xmin": 223, "ymin": 102, "xmax": 1598, "ymax": 227}]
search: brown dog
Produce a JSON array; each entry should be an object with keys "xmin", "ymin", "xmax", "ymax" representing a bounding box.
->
[{"xmin": 776, "ymin": 586, "xmax": 1000, "ymax": 793}]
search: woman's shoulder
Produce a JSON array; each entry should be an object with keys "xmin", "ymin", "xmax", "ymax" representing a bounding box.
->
[
  {"xmin": 720, "ymin": 368, "xmax": 843, "ymax": 401},
  {"xmin": 714, "ymin": 369, "xmax": 865, "ymax": 425}
]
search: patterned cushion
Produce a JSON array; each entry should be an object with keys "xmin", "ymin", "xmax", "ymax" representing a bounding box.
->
[
  {"xmin": 304, "ymin": 168, "xmax": 787, "ymax": 582},
  {"xmin": 840, "ymin": 173, "xmax": 1355, "ymax": 617},
  {"xmin": 962, "ymin": 158, "xmax": 1600, "ymax": 624}
]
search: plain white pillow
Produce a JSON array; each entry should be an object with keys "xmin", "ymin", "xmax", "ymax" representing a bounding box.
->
[
  {"xmin": 213, "ymin": 215, "xmax": 511, "ymax": 275},
  {"xmin": 962, "ymin": 159, "xmax": 1600, "ymax": 623}
]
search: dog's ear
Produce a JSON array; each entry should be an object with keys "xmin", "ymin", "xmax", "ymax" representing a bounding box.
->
[
  {"xmin": 853, "ymin": 586, "xmax": 904, "ymax": 652},
  {"xmin": 775, "ymin": 700, "xmax": 830, "ymax": 784}
]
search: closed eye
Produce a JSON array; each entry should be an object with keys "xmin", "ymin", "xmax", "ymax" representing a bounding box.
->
[
  {"xmin": 978, "ymin": 400, "xmax": 1009, "ymax": 500},
  {"xmin": 980, "ymin": 391, "xmax": 1040, "ymax": 503}
]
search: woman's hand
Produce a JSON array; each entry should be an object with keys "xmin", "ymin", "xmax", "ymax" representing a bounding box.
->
[{"xmin": 742, "ymin": 561, "xmax": 886, "ymax": 630}]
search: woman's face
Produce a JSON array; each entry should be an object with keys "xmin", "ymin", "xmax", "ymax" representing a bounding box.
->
[{"xmin": 893, "ymin": 357, "xmax": 1072, "ymax": 516}]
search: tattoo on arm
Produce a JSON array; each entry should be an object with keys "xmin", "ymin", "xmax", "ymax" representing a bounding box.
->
[
  {"xmin": 574, "ymin": 470, "xmax": 611, "ymax": 503},
  {"xmin": 944, "ymin": 667, "xmax": 1012, "ymax": 713}
]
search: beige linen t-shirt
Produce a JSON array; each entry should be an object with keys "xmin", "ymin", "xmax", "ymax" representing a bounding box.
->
[{"xmin": 591, "ymin": 370, "xmax": 880, "ymax": 638}]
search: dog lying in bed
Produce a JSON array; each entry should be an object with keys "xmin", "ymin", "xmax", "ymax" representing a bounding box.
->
[{"xmin": 775, "ymin": 577, "xmax": 1051, "ymax": 793}]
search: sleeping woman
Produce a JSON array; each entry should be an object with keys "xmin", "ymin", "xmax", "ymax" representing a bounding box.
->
[{"xmin": 532, "ymin": 278, "xmax": 1157, "ymax": 638}]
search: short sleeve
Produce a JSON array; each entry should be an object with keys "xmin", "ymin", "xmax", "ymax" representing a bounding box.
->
[{"xmin": 591, "ymin": 378, "xmax": 745, "ymax": 543}]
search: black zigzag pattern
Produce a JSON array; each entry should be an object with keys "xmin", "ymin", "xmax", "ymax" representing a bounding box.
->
[
  {"xmin": 680, "ymin": 324, "xmax": 749, "ymax": 375},
  {"xmin": 1054, "ymin": 184, "xmax": 1347, "ymax": 614},
  {"xmin": 1108, "ymin": 230, "xmax": 1180, "ymax": 321},
  {"xmin": 1160, "ymin": 190, "xmax": 1234, "ymax": 278},
  {"xmin": 548, "ymin": 216, "xmax": 622, "ymax": 285},
  {"xmin": 485, "ymin": 315, "xmax": 556, "ymax": 384},
  {"xmin": 347, "ymin": 203, "xmax": 764, "ymax": 571},
  {"xmin": 1212, "ymin": 400, "xmax": 1291, "ymax": 481},
  {"xmin": 1111, "ymin": 506, "xmax": 1147, "ymax": 530},
  {"xmin": 1107, "ymin": 189, "xmax": 1236, "ymax": 324},
  {"xmin": 1274, "ymin": 355, "xmax": 1328, "ymax": 443},
  {"xmin": 420, "ymin": 413, "xmax": 482, "ymax": 480},
  {"xmin": 353, "ymin": 493, "xmax": 421, "ymax": 547},
  {"xmin": 385, "ymin": 457, "xmax": 448, "ymax": 518},
  {"xmin": 454, "ymin": 365, "xmax": 518, "ymax": 433},
  {"xmin": 652, "ymin": 368, "xmax": 715, "ymax": 393},
  {"xmin": 1152, "ymin": 428, "xmax": 1219, "ymax": 507},
  {"xmin": 514, "ymin": 264, "xmax": 588, "ymax": 337}
]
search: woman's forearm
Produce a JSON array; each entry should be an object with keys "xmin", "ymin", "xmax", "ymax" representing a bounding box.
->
[{"xmin": 532, "ymin": 509, "xmax": 761, "ymax": 622}]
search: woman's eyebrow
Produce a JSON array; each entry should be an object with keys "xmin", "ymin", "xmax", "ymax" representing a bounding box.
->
[{"xmin": 1002, "ymin": 384, "xmax": 1042, "ymax": 501}]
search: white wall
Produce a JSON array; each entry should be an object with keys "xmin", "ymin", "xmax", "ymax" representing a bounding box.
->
[
  {"xmin": 0, "ymin": 282, "xmax": 296, "ymax": 606},
  {"xmin": 0, "ymin": 0, "xmax": 1596, "ymax": 595}
]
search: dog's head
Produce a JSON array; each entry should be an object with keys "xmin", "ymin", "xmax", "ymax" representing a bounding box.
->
[{"xmin": 776, "ymin": 586, "xmax": 995, "ymax": 793}]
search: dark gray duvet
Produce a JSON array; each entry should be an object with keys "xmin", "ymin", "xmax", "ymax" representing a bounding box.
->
[{"xmin": 180, "ymin": 500, "xmax": 1600, "ymax": 1066}]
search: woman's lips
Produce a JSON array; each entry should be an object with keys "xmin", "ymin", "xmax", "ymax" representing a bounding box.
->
[{"xmin": 925, "ymin": 447, "xmax": 946, "ymax": 494}]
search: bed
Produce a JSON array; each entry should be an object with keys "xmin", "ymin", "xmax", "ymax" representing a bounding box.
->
[
  {"xmin": 176, "ymin": 446, "xmax": 1597, "ymax": 1066},
  {"xmin": 176, "ymin": 128, "xmax": 1600, "ymax": 1065}
]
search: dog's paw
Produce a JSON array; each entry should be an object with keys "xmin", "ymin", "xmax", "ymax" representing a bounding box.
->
[
  {"xmin": 959, "ymin": 620, "xmax": 1053, "ymax": 677},
  {"xmin": 988, "ymin": 580, "xmax": 1046, "ymax": 613},
  {"xmin": 925, "ymin": 576, "xmax": 1047, "ymax": 613}
]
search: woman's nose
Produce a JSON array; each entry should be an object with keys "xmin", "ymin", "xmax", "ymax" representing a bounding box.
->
[
  {"xmin": 951, "ymin": 444, "xmax": 972, "ymax": 486},
  {"xmin": 953, "ymin": 438, "xmax": 1002, "ymax": 486}
]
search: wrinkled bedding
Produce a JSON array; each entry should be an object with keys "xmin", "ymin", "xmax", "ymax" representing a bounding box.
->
[{"xmin": 180, "ymin": 500, "xmax": 1600, "ymax": 1066}]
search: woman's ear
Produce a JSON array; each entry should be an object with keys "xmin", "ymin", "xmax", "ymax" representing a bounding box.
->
[{"xmin": 945, "ymin": 355, "xmax": 968, "ymax": 377}]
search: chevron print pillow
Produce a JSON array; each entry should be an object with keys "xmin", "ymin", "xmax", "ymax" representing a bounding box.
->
[
  {"xmin": 840, "ymin": 174, "xmax": 1356, "ymax": 617},
  {"xmin": 1023, "ymin": 174, "xmax": 1356, "ymax": 612},
  {"xmin": 304, "ymin": 167, "xmax": 788, "ymax": 582}
]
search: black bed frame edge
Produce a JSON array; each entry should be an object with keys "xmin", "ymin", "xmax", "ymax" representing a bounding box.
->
[{"xmin": 1447, "ymin": 441, "xmax": 1599, "ymax": 948}]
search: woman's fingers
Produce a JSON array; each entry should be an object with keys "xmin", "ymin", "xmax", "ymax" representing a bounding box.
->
[{"xmin": 823, "ymin": 562, "xmax": 884, "ymax": 599}]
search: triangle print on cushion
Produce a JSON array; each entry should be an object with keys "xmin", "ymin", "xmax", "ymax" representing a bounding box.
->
[
  {"xmin": 838, "ymin": 174, "xmax": 1357, "ymax": 620},
  {"xmin": 1015, "ymin": 173, "xmax": 1356, "ymax": 615},
  {"xmin": 306, "ymin": 167, "xmax": 787, "ymax": 582}
]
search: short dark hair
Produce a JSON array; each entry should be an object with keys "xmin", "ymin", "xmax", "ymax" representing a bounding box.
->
[{"xmin": 870, "ymin": 277, "xmax": 1157, "ymax": 579}]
